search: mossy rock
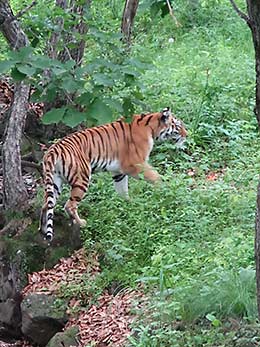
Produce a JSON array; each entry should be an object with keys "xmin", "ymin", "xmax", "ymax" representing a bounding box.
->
[{"xmin": 46, "ymin": 326, "xmax": 79, "ymax": 347}]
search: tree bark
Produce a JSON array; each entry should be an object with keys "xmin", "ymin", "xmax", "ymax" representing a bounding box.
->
[
  {"xmin": 246, "ymin": 1, "xmax": 260, "ymax": 128},
  {"xmin": 48, "ymin": 0, "xmax": 91, "ymax": 66},
  {"xmin": 0, "ymin": 0, "xmax": 30, "ymax": 211},
  {"xmin": 230, "ymin": 0, "xmax": 260, "ymax": 320},
  {"xmin": 121, "ymin": 0, "xmax": 139, "ymax": 46}
]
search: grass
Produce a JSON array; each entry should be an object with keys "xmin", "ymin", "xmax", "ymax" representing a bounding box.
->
[{"xmin": 79, "ymin": 1, "xmax": 260, "ymax": 345}]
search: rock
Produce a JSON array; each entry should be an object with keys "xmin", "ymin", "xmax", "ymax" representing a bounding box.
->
[
  {"xmin": 46, "ymin": 326, "xmax": 79, "ymax": 347},
  {"xmin": 21, "ymin": 293, "xmax": 68, "ymax": 346},
  {"xmin": 0, "ymin": 242, "xmax": 23, "ymax": 340},
  {"xmin": 22, "ymin": 311, "xmax": 65, "ymax": 346}
]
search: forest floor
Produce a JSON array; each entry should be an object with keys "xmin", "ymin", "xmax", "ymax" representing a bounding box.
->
[{"xmin": 22, "ymin": 249, "xmax": 144, "ymax": 347}]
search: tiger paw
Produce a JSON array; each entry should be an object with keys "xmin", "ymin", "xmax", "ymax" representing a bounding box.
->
[{"xmin": 78, "ymin": 218, "xmax": 87, "ymax": 227}]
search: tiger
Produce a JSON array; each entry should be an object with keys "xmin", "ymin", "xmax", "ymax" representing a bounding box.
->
[{"xmin": 39, "ymin": 107, "xmax": 187, "ymax": 242}]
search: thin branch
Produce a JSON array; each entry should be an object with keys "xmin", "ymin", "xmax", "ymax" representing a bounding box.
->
[
  {"xmin": 166, "ymin": 0, "xmax": 180, "ymax": 27},
  {"xmin": 14, "ymin": 0, "xmax": 38, "ymax": 19},
  {"xmin": 229, "ymin": 0, "xmax": 252, "ymax": 29}
]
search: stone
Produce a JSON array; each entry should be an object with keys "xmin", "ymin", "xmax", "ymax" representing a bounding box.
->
[
  {"xmin": 21, "ymin": 293, "xmax": 67, "ymax": 319},
  {"xmin": 21, "ymin": 310, "xmax": 65, "ymax": 347},
  {"xmin": 21, "ymin": 293, "xmax": 68, "ymax": 346},
  {"xmin": 46, "ymin": 326, "xmax": 79, "ymax": 347}
]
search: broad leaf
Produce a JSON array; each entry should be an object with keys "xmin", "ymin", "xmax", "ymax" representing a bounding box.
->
[
  {"xmin": 102, "ymin": 98, "xmax": 123, "ymax": 113},
  {"xmin": 63, "ymin": 109, "xmax": 86, "ymax": 127},
  {"xmin": 93, "ymin": 73, "xmax": 115, "ymax": 87},
  {"xmin": 42, "ymin": 108, "xmax": 66, "ymax": 124},
  {"xmin": 16, "ymin": 64, "xmax": 36, "ymax": 76},
  {"xmin": 11, "ymin": 67, "xmax": 26, "ymax": 81},
  {"xmin": 88, "ymin": 98, "xmax": 113, "ymax": 124},
  {"xmin": 76, "ymin": 92, "xmax": 93, "ymax": 105},
  {"xmin": 0, "ymin": 60, "xmax": 15, "ymax": 73},
  {"xmin": 61, "ymin": 77, "xmax": 79, "ymax": 93}
]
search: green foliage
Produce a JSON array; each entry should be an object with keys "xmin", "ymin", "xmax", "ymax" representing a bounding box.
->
[{"xmin": 177, "ymin": 268, "xmax": 257, "ymax": 322}]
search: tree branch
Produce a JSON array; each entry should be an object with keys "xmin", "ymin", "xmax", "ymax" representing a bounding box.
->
[
  {"xmin": 229, "ymin": 0, "xmax": 253, "ymax": 29},
  {"xmin": 166, "ymin": 0, "xmax": 180, "ymax": 27},
  {"xmin": 14, "ymin": 0, "xmax": 38, "ymax": 19}
]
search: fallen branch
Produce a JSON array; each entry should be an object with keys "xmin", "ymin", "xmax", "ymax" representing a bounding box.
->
[{"xmin": 166, "ymin": 0, "xmax": 180, "ymax": 27}]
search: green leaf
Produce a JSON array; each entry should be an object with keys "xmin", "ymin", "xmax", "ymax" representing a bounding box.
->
[
  {"xmin": 88, "ymin": 98, "xmax": 113, "ymax": 124},
  {"xmin": 11, "ymin": 67, "xmax": 26, "ymax": 81},
  {"xmin": 42, "ymin": 108, "xmax": 66, "ymax": 124},
  {"xmin": 9, "ymin": 46, "xmax": 33, "ymax": 63},
  {"xmin": 62, "ymin": 109, "xmax": 86, "ymax": 127},
  {"xmin": 122, "ymin": 98, "xmax": 135, "ymax": 116},
  {"xmin": 16, "ymin": 64, "xmax": 36, "ymax": 76},
  {"xmin": 0, "ymin": 60, "xmax": 15, "ymax": 73},
  {"xmin": 76, "ymin": 92, "xmax": 93, "ymax": 105},
  {"xmin": 93, "ymin": 73, "xmax": 115, "ymax": 87},
  {"xmin": 102, "ymin": 98, "xmax": 123, "ymax": 113},
  {"xmin": 61, "ymin": 77, "xmax": 79, "ymax": 93},
  {"xmin": 31, "ymin": 56, "xmax": 53, "ymax": 69}
]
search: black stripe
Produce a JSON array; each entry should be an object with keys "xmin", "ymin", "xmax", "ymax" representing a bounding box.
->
[
  {"xmin": 47, "ymin": 222, "xmax": 52, "ymax": 229},
  {"xmin": 47, "ymin": 213, "xmax": 53, "ymax": 220},
  {"xmin": 111, "ymin": 123, "xmax": 120, "ymax": 143},
  {"xmin": 145, "ymin": 115, "xmax": 153, "ymax": 126},
  {"xmin": 129, "ymin": 123, "xmax": 139, "ymax": 157},
  {"xmin": 113, "ymin": 174, "xmax": 126, "ymax": 182},
  {"xmin": 72, "ymin": 184, "xmax": 87, "ymax": 192},
  {"xmin": 53, "ymin": 183, "xmax": 60, "ymax": 195},
  {"xmin": 47, "ymin": 191, "xmax": 54, "ymax": 198},
  {"xmin": 117, "ymin": 120, "xmax": 126, "ymax": 140},
  {"xmin": 69, "ymin": 170, "xmax": 78, "ymax": 185},
  {"xmin": 102, "ymin": 126, "xmax": 112, "ymax": 150},
  {"xmin": 74, "ymin": 196, "xmax": 82, "ymax": 202},
  {"xmin": 137, "ymin": 113, "xmax": 146, "ymax": 125}
]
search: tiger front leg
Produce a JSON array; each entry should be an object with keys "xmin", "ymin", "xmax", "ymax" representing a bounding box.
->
[{"xmin": 127, "ymin": 163, "xmax": 161, "ymax": 184}]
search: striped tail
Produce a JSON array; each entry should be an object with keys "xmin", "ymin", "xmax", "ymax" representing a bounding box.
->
[{"xmin": 38, "ymin": 153, "xmax": 57, "ymax": 242}]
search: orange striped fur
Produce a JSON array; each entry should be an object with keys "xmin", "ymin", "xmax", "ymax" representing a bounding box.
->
[{"xmin": 39, "ymin": 107, "xmax": 187, "ymax": 241}]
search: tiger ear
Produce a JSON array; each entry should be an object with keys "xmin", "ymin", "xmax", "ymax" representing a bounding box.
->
[{"xmin": 161, "ymin": 107, "xmax": 171, "ymax": 123}]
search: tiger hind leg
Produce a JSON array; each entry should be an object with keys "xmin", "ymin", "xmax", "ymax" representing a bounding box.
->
[{"xmin": 64, "ymin": 175, "xmax": 90, "ymax": 227}]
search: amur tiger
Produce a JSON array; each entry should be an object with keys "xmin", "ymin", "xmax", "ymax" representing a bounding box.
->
[{"xmin": 39, "ymin": 107, "xmax": 187, "ymax": 242}]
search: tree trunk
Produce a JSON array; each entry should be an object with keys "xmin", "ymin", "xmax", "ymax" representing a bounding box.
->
[
  {"xmin": 48, "ymin": 0, "xmax": 91, "ymax": 66},
  {"xmin": 44, "ymin": 0, "xmax": 91, "ymax": 115},
  {"xmin": 0, "ymin": 0, "xmax": 30, "ymax": 211},
  {"xmin": 256, "ymin": 182, "xmax": 260, "ymax": 316},
  {"xmin": 2, "ymin": 82, "xmax": 30, "ymax": 210},
  {"xmin": 230, "ymin": 0, "xmax": 260, "ymax": 320},
  {"xmin": 121, "ymin": 0, "xmax": 139, "ymax": 46},
  {"xmin": 246, "ymin": 1, "xmax": 260, "ymax": 128}
]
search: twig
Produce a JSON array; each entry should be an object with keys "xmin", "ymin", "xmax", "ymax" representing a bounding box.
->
[
  {"xmin": 229, "ymin": 0, "xmax": 253, "ymax": 29},
  {"xmin": 14, "ymin": 1, "xmax": 38, "ymax": 19},
  {"xmin": 166, "ymin": 0, "xmax": 180, "ymax": 27},
  {"xmin": 21, "ymin": 160, "xmax": 42, "ymax": 174}
]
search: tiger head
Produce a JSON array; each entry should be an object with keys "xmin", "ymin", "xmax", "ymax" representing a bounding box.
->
[{"xmin": 156, "ymin": 107, "xmax": 187, "ymax": 146}]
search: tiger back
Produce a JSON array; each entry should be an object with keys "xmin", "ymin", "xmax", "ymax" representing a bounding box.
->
[{"xmin": 39, "ymin": 107, "xmax": 187, "ymax": 242}]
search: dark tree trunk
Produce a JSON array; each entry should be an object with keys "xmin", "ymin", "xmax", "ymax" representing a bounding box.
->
[
  {"xmin": 48, "ymin": 0, "xmax": 91, "ymax": 66},
  {"xmin": 256, "ymin": 182, "xmax": 260, "ymax": 316},
  {"xmin": 44, "ymin": 0, "xmax": 91, "ymax": 115},
  {"xmin": 0, "ymin": 0, "xmax": 30, "ymax": 211},
  {"xmin": 121, "ymin": 0, "xmax": 139, "ymax": 46},
  {"xmin": 246, "ymin": 1, "xmax": 260, "ymax": 127},
  {"xmin": 230, "ymin": 0, "xmax": 260, "ymax": 320}
]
